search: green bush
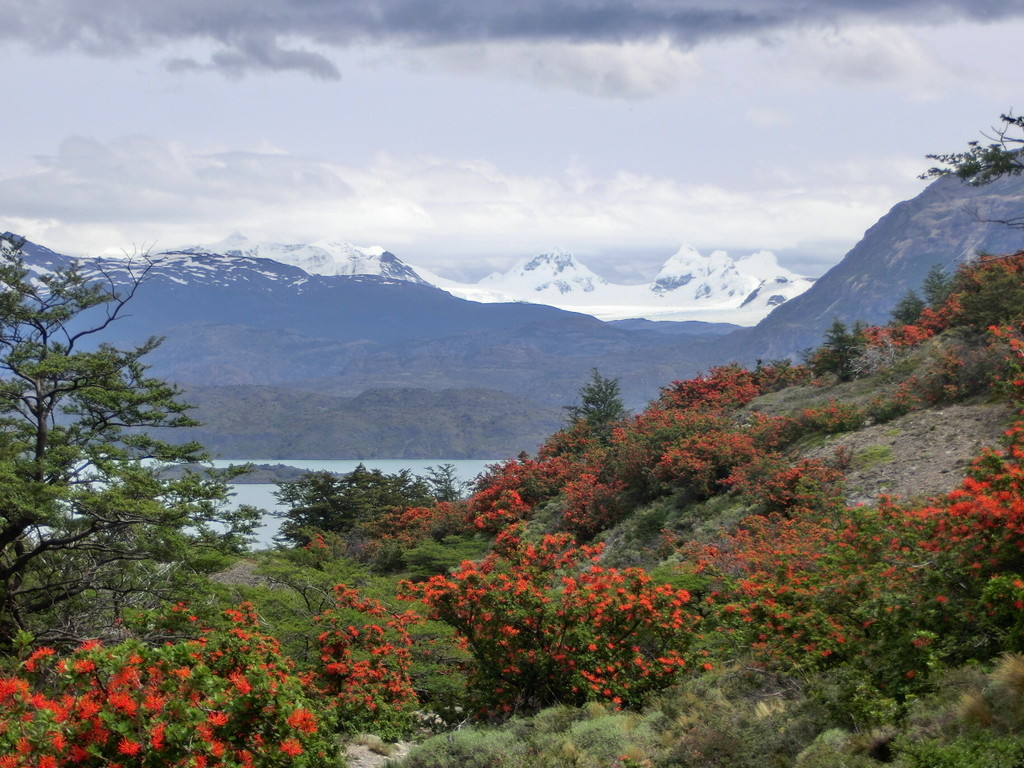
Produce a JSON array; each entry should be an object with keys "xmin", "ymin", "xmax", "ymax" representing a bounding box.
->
[
  {"xmin": 564, "ymin": 712, "xmax": 658, "ymax": 766},
  {"xmin": 896, "ymin": 731, "xmax": 1024, "ymax": 768},
  {"xmin": 794, "ymin": 729, "xmax": 876, "ymax": 768},
  {"xmin": 400, "ymin": 728, "xmax": 527, "ymax": 768}
]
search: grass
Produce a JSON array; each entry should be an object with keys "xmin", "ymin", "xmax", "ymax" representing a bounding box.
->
[{"xmin": 851, "ymin": 445, "xmax": 894, "ymax": 470}]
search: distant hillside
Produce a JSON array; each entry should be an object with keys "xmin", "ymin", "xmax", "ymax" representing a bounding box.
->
[{"xmin": 176, "ymin": 386, "xmax": 562, "ymax": 459}]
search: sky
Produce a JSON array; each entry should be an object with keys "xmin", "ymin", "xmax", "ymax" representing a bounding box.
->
[{"xmin": 1, "ymin": 1, "xmax": 1023, "ymax": 282}]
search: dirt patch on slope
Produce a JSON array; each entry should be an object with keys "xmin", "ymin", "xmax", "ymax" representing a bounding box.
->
[
  {"xmin": 802, "ymin": 401, "xmax": 1016, "ymax": 507},
  {"xmin": 344, "ymin": 741, "xmax": 413, "ymax": 768}
]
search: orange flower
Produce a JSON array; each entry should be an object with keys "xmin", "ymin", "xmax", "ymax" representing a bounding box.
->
[
  {"xmin": 229, "ymin": 672, "xmax": 253, "ymax": 695},
  {"xmin": 118, "ymin": 738, "xmax": 143, "ymax": 756},
  {"xmin": 24, "ymin": 647, "xmax": 56, "ymax": 672},
  {"xmin": 286, "ymin": 708, "xmax": 318, "ymax": 734},
  {"xmin": 207, "ymin": 711, "xmax": 229, "ymax": 726}
]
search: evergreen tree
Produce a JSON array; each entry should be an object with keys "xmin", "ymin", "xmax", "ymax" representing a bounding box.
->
[
  {"xmin": 924, "ymin": 111, "xmax": 1024, "ymax": 187},
  {"xmin": 810, "ymin": 319, "xmax": 866, "ymax": 382},
  {"xmin": 0, "ymin": 235, "xmax": 256, "ymax": 646},
  {"xmin": 922, "ymin": 264, "xmax": 954, "ymax": 309},
  {"xmin": 424, "ymin": 463, "xmax": 471, "ymax": 502},
  {"xmin": 564, "ymin": 368, "xmax": 627, "ymax": 443},
  {"xmin": 891, "ymin": 289, "xmax": 926, "ymax": 326},
  {"xmin": 923, "ymin": 112, "xmax": 1024, "ymax": 230}
]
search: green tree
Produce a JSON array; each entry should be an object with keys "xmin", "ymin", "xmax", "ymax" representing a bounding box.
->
[
  {"xmin": 891, "ymin": 289, "xmax": 926, "ymax": 326},
  {"xmin": 924, "ymin": 112, "xmax": 1024, "ymax": 187},
  {"xmin": 952, "ymin": 255, "xmax": 1024, "ymax": 329},
  {"xmin": 0, "ymin": 235, "xmax": 256, "ymax": 646},
  {"xmin": 810, "ymin": 319, "xmax": 866, "ymax": 382},
  {"xmin": 892, "ymin": 265, "xmax": 952, "ymax": 326},
  {"xmin": 564, "ymin": 368, "xmax": 627, "ymax": 443},
  {"xmin": 923, "ymin": 112, "xmax": 1024, "ymax": 230},
  {"xmin": 921, "ymin": 264, "xmax": 954, "ymax": 309},
  {"xmin": 423, "ymin": 463, "xmax": 472, "ymax": 502},
  {"xmin": 274, "ymin": 464, "xmax": 433, "ymax": 546}
]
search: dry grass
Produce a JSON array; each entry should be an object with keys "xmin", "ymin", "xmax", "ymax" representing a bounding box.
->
[
  {"xmin": 992, "ymin": 653, "xmax": 1024, "ymax": 702},
  {"xmin": 352, "ymin": 734, "xmax": 400, "ymax": 756},
  {"xmin": 958, "ymin": 691, "xmax": 994, "ymax": 728}
]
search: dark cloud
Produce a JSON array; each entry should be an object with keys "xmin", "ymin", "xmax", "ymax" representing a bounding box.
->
[
  {"xmin": 167, "ymin": 35, "xmax": 341, "ymax": 79},
  {"xmin": 5, "ymin": 0, "xmax": 1024, "ymax": 78}
]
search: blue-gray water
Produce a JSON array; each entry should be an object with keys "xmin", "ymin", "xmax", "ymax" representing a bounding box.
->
[{"xmin": 214, "ymin": 459, "xmax": 498, "ymax": 549}]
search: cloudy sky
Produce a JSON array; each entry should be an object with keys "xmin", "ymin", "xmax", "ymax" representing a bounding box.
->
[{"xmin": 1, "ymin": 1, "xmax": 1023, "ymax": 281}]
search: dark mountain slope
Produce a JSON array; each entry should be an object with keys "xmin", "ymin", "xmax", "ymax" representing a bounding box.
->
[{"xmin": 716, "ymin": 174, "xmax": 1024, "ymax": 364}]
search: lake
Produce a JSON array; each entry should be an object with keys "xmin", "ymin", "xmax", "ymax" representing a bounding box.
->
[{"xmin": 213, "ymin": 459, "xmax": 500, "ymax": 549}]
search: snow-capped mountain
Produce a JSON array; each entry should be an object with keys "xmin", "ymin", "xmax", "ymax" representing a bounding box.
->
[
  {"xmin": 480, "ymin": 250, "xmax": 608, "ymax": 296},
  {"xmin": 649, "ymin": 246, "xmax": 812, "ymax": 315},
  {"xmin": 419, "ymin": 246, "xmax": 814, "ymax": 325},
  {"xmin": 176, "ymin": 233, "xmax": 430, "ymax": 285},
  {"xmin": 159, "ymin": 235, "xmax": 812, "ymax": 325}
]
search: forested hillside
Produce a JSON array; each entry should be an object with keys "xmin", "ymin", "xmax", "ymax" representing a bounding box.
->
[{"xmin": 4, "ymin": 230, "xmax": 1024, "ymax": 766}]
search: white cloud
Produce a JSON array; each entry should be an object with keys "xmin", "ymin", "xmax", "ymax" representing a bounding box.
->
[
  {"xmin": 745, "ymin": 107, "xmax": 790, "ymax": 128},
  {"xmin": 405, "ymin": 37, "xmax": 703, "ymax": 99},
  {"xmin": 0, "ymin": 136, "xmax": 912, "ymax": 276},
  {"xmin": 754, "ymin": 23, "xmax": 965, "ymax": 97}
]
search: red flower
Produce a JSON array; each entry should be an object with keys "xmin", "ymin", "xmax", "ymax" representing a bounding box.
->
[
  {"xmin": 287, "ymin": 708, "xmax": 318, "ymax": 734},
  {"xmin": 208, "ymin": 711, "xmax": 229, "ymax": 726},
  {"xmin": 118, "ymin": 738, "xmax": 143, "ymax": 756}
]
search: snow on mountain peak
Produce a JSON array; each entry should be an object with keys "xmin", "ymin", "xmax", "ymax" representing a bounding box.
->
[
  {"xmin": 481, "ymin": 249, "xmax": 608, "ymax": 295},
  {"xmin": 175, "ymin": 235, "xmax": 427, "ymax": 284},
  {"xmin": 651, "ymin": 245, "xmax": 750, "ymax": 299},
  {"xmin": 733, "ymin": 250, "xmax": 804, "ymax": 282},
  {"xmin": 431, "ymin": 244, "xmax": 814, "ymax": 325},
  {"xmin": 522, "ymin": 249, "xmax": 578, "ymax": 273}
]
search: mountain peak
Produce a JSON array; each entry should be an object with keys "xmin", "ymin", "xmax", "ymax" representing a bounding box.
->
[
  {"xmin": 652, "ymin": 245, "xmax": 734, "ymax": 294},
  {"xmin": 170, "ymin": 236, "xmax": 429, "ymax": 285},
  {"xmin": 522, "ymin": 249, "xmax": 579, "ymax": 273},
  {"xmin": 482, "ymin": 249, "xmax": 608, "ymax": 295}
]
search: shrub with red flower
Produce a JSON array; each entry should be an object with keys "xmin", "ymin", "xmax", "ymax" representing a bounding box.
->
[
  {"xmin": 468, "ymin": 456, "xmax": 573, "ymax": 532},
  {"xmin": 559, "ymin": 473, "xmax": 628, "ymax": 539},
  {"xmin": 690, "ymin": 502, "xmax": 957, "ymax": 708},
  {"xmin": 726, "ymin": 454, "xmax": 845, "ymax": 516},
  {"xmin": 945, "ymin": 251, "xmax": 1024, "ymax": 330},
  {"xmin": 0, "ymin": 604, "xmax": 337, "ymax": 767},
  {"xmin": 359, "ymin": 501, "xmax": 473, "ymax": 563},
  {"xmin": 653, "ymin": 428, "xmax": 760, "ymax": 500},
  {"xmin": 798, "ymin": 400, "xmax": 865, "ymax": 435},
  {"xmin": 693, "ymin": 373, "xmax": 1024, "ymax": 713},
  {"xmin": 659, "ymin": 365, "xmax": 761, "ymax": 413},
  {"xmin": 608, "ymin": 406, "xmax": 726, "ymax": 501},
  {"xmin": 315, "ymin": 585, "xmax": 419, "ymax": 740},
  {"xmin": 400, "ymin": 529, "xmax": 695, "ymax": 716}
]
